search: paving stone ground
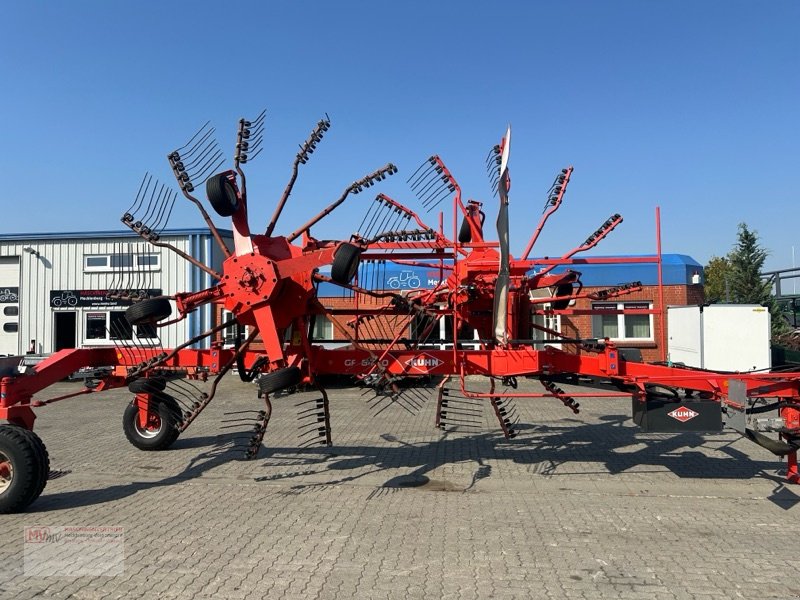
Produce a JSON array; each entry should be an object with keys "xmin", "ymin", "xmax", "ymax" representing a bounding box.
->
[{"xmin": 1, "ymin": 376, "xmax": 799, "ymax": 599}]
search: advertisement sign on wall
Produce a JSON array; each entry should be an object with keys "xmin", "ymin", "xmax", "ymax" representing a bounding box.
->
[{"xmin": 50, "ymin": 289, "xmax": 162, "ymax": 309}]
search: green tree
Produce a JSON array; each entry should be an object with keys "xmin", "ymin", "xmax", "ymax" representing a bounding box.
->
[
  {"xmin": 726, "ymin": 223, "xmax": 788, "ymax": 336},
  {"xmin": 703, "ymin": 255, "xmax": 731, "ymax": 303}
]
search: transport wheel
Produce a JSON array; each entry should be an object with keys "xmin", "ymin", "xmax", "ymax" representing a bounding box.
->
[
  {"xmin": 330, "ymin": 243, "xmax": 361, "ymax": 285},
  {"xmin": 125, "ymin": 298, "xmax": 172, "ymax": 326},
  {"xmin": 123, "ymin": 394, "xmax": 181, "ymax": 451},
  {"xmin": 0, "ymin": 425, "xmax": 50, "ymax": 514},
  {"xmin": 128, "ymin": 377, "xmax": 167, "ymax": 394},
  {"xmin": 458, "ymin": 217, "xmax": 472, "ymax": 243},
  {"xmin": 206, "ymin": 173, "xmax": 239, "ymax": 217},
  {"xmin": 258, "ymin": 366, "xmax": 302, "ymax": 396},
  {"xmin": 552, "ymin": 283, "xmax": 574, "ymax": 310}
]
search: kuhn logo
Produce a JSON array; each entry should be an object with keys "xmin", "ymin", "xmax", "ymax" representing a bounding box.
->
[
  {"xmin": 667, "ymin": 406, "xmax": 699, "ymax": 423},
  {"xmin": 405, "ymin": 354, "xmax": 442, "ymax": 372}
]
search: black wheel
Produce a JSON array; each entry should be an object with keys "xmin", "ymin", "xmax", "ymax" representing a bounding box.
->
[
  {"xmin": 458, "ymin": 217, "xmax": 472, "ymax": 243},
  {"xmin": 123, "ymin": 394, "xmax": 181, "ymax": 451},
  {"xmin": 330, "ymin": 243, "xmax": 361, "ymax": 285},
  {"xmin": 125, "ymin": 298, "xmax": 172, "ymax": 327},
  {"xmin": 552, "ymin": 283, "xmax": 574, "ymax": 311},
  {"xmin": 0, "ymin": 425, "xmax": 50, "ymax": 514},
  {"xmin": 258, "ymin": 366, "xmax": 302, "ymax": 396},
  {"xmin": 206, "ymin": 173, "xmax": 239, "ymax": 217},
  {"xmin": 128, "ymin": 377, "xmax": 167, "ymax": 394}
]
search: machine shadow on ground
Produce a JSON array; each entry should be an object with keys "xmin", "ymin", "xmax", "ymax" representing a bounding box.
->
[{"xmin": 30, "ymin": 404, "xmax": 799, "ymax": 512}]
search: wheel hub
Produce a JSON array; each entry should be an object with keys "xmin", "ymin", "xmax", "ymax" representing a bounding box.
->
[
  {"xmin": 0, "ymin": 454, "xmax": 13, "ymax": 493},
  {"xmin": 135, "ymin": 415, "xmax": 163, "ymax": 439}
]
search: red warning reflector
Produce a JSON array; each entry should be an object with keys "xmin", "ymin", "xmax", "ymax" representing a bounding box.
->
[{"xmin": 667, "ymin": 406, "xmax": 699, "ymax": 423}]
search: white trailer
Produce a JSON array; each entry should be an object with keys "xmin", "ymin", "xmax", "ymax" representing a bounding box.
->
[{"xmin": 667, "ymin": 304, "xmax": 771, "ymax": 372}]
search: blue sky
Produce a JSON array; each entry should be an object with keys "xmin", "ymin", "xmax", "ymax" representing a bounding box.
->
[{"xmin": 1, "ymin": 1, "xmax": 798, "ymax": 270}]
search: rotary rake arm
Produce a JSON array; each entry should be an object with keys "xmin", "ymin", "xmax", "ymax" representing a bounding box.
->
[
  {"xmin": 521, "ymin": 166, "xmax": 573, "ymax": 260},
  {"xmin": 532, "ymin": 213, "xmax": 624, "ymax": 281},
  {"xmin": 167, "ymin": 121, "xmax": 231, "ymax": 259},
  {"xmin": 286, "ymin": 163, "xmax": 398, "ymax": 243},
  {"xmin": 266, "ymin": 115, "xmax": 329, "ymax": 237}
]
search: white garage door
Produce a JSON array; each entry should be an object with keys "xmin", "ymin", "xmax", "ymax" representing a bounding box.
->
[{"xmin": 0, "ymin": 257, "xmax": 20, "ymax": 355}]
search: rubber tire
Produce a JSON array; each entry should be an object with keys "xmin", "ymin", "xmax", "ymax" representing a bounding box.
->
[
  {"xmin": 128, "ymin": 377, "xmax": 167, "ymax": 394},
  {"xmin": 0, "ymin": 425, "xmax": 50, "ymax": 514},
  {"xmin": 18, "ymin": 428, "xmax": 50, "ymax": 503},
  {"xmin": 123, "ymin": 394, "xmax": 181, "ymax": 451},
  {"xmin": 206, "ymin": 173, "xmax": 239, "ymax": 217},
  {"xmin": 330, "ymin": 243, "xmax": 361, "ymax": 285},
  {"xmin": 552, "ymin": 283, "xmax": 574, "ymax": 311},
  {"xmin": 458, "ymin": 217, "xmax": 472, "ymax": 243},
  {"xmin": 125, "ymin": 298, "xmax": 172, "ymax": 326},
  {"xmin": 258, "ymin": 366, "xmax": 302, "ymax": 396}
]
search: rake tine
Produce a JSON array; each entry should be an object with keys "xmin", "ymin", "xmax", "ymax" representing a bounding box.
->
[
  {"xmin": 178, "ymin": 124, "xmax": 216, "ymax": 162},
  {"xmin": 356, "ymin": 199, "xmax": 377, "ymax": 237},
  {"xmin": 156, "ymin": 190, "xmax": 177, "ymax": 234},
  {"xmin": 174, "ymin": 120, "xmax": 212, "ymax": 153},
  {"xmin": 424, "ymin": 184, "xmax": 456, "ymax": 210},
  {"xmin": 363, "ymin": 200, "xmax": 385, "ymax": 240},
  {"xmin": 420, "ymin": 180, "xmax": 451, "ymax": 206},
  {"xmin": 405, "ymin": 159, "xmax": 431, "ymax": 185},
  {"xmin": 124, "ymin": 173, "xmax": 151, "ymax": 218},
  {"xmin": 411, "ymin": 167, "xmax": 444, "ymax": 195},
  {"xmin": 144, "ymin": 182, "xmax": 168, "ymax": 231},
  {"xmin": 407, "ymin": 158, "xmax": 437, "ymax": 189},
  {"xmin": 188, "ymin": 149, "xmax": 225, "ymax": 184}
]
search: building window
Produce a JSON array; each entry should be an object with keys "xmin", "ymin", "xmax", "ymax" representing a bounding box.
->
[
  {"xmin": 591, "ymin": 302, "xmax": 653, "ymax": 341},
  {"xmin": 84, "ymin": 253, "xmax": 160, "ymax": 272},
  {"xmin": 312, "ymin": 315, "xmax": 334, "ymax": 340},
  {"xmin": 220, "ymin": 310, "xmax": 244, "ymax": 347},
  {"xmin": 531, "ymin": 312, "xmax": 562, "ymax": 349},
  {"xmin": 84, "ymin": 311, "xmax": 158, "ymax": 343}
]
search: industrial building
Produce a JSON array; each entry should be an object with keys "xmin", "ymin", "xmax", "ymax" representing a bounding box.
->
[
  {"xmin": 0, "ymin": 228, "xmax": 232, "ymax": 355},
  {"xmin": 0, "ymin": 229, "xmax": 704, "ymax": 364}
]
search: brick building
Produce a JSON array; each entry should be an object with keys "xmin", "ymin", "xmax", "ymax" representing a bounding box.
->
[
  {"xmin": 547, "ymin": 254, "xmax": 705, "ymax": 362},
  {"xmin": 307, "ymin": 254, "xmax": 705, "ymax": 362}
]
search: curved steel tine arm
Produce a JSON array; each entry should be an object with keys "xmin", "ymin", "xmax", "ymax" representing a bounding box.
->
[
  {"xmin": 181, "ymin": 135, "xmax": 219, "ymax": 170},
  {"xmin": 174, "ymin": 120, "xmax": 213, "ymax": 154},
  {"xmin": 189, "ymin": 150, "xmax": 225, "ymax": 185},
  {"xmin": 123, "ymin": 173, "xmax": 151, "ymax": 219},
  {"xmin": 199, "ymin": 327, "xmax": 260, "ymax": 417},
  {"xmin": 172, "ymin": 176, "xmax": 232, "ymax": 260},
  {"xmin": 148, "ymin": 238, "xmax": 220, "ymax": 279},
  {"xmin": 168, "ymin": 123, "xmax": 232, "ymax": 259},
  {"xmin": 407, "ymin": 157, "xmax": 438, "ymax": 189},
  {"xmin": 235, "ymin": 109, "xmax": 267, "ymax": 168},
  {"xmin": 177, "ymin": 124, "xmax": 216, "ymax": 162},
  {"xmin": 522, "ymin": 166, "xmax": 573, "ymax": 260},
  {"xmin": 286, "ymin": 163, "xmax": 397, "ymax": 242},
  {"xmin": 140, "ymin": 181, "xmax": 167, "ymax": 232},
  {"xmin": 151, "ymin": 189, "xmax": 178, "ymax": 235},
  {"xmin": 537, "ymin": 213, "xmax": 624, "ymax": 277},
  {"xmin": 266, "ymin": 116, "xmax": 331, "ymax": 237}
]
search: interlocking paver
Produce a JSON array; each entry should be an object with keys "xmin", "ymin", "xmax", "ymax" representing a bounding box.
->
[{"xmin": 0, "ymin": 377, "xmax": 798, "ymax": 599}]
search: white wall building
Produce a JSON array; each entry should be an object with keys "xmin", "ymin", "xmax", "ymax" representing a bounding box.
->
[{"xmin": 0, "ymin": 228, "xmax": 232, "ymax": 356}]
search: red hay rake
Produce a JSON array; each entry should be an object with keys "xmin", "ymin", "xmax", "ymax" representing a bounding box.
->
[{"xmin": 0, "ymin": 114, "xmax": 798, "ymax": 513}]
